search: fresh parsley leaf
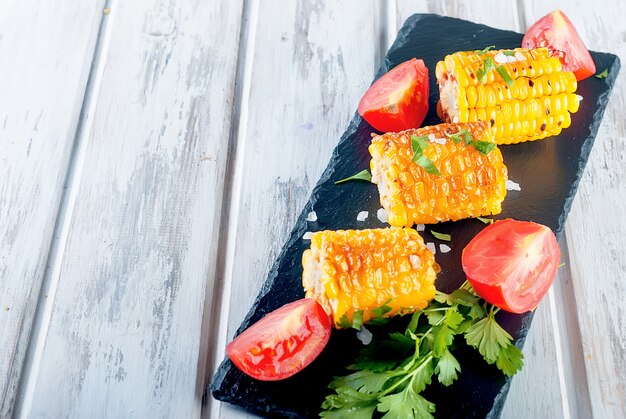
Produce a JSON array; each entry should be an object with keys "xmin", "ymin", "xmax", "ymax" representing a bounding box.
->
[
  {"xmin": 430, "ymin": 230, "xmax": 451, "ymax": 241},
  {"xmin": 595, "ymin": 68, "xmax": 609, "ymax": 79},
  {"xmin": 372, "ymin": 300, "xmax": 393, "ymax": 318},
  {"xmin": 332, "ymin": 370, "xmax": 391, "ymax": 394},
  {"xmin": 496, "ymin": 344, "xmax": 524, "ymax": 377},
  {"xmin": 450, "ymin": 288, "xmax": 480, "ymax": 306},
  {"xmin": 352, "ymin": 310, "xmax": 364, "ymax": 330},
  {"xmin": 425, "ymin": 309, "xmax": 445, "ymax": 326},
  {"xmin": 445, "ymin": 128, "xmax": 472, "ymax": 145},
  {"xmin": 432, "ymin": 324, "xmax": 454, "ymax": 357},
  {"xmin": 478, "ymin": 45, "xmax": 495, "ymax": 55},
  {"xmin": 470, "ymin": 140, "xmax": 496, "ymax": 155},
  {"xmin": 495, "ymin": 65, "xmax": 514, "ymax": 86},
  {"xmin": 407, "ymin": 310, "xmax": 422, "ymax": 334},
  {"xmin": 337, "ymin": 313, "xmax": 352, "ymax": 329},
  {"xmin": 477, "ymin": 56, "xmax": 496, "ymax": 84},
  {"xmin": 444, "ymin": 306, "xmax": 464, "ymax": 330},
  {"xmin": 503, "ymin": 50, "xmax": 516, "ymax": 57},
  {"xmin": 435, "ymin": 350, "xmax": 461, "ymax": 386},
  {"xmin": 411, "ymin": 135, "xmax": 441, "ymax": 176},
  {"xmin": 334, "ymin": 169, "xmax": 372, "ymax": 184},
  {"xmin": 465, "ymin": 313, "xmax": 515, "ymax": 364},
  {"xmin": 477, "ymin": 216, "xmax": 494, "ymax": 225},
  {"xmin": 377, "ymin": 376, "xmax": 436, "ymax": 418},
  {"xmin": 321, "ymin": 405, "xmax": 376, "ymax": 419},
  {"xmin": 434, "ymin": 290, "xmax": 453, "ymax": 305}
]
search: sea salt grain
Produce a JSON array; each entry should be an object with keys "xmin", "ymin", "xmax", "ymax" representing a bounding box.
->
[
  {"xmin": 377, "ymin": 208, "xmax": 388, "ymax": 223},
  {"xmin": 306, "ymin": 211, "xmax": 317, "ymax": 222},
  {"xmin": 356, "ymin": 211, "xmax": 369, "ymax": 222},
  {"xmin": 415, "ymin": 224, "xmax": 425, "ymax": 232},
  {"xmin": 426, "ymin": 242, "xmax": 437, "ymax": 254},
  {"xmin": 440, "ymin": 244, "xmax": 451, "ymax": 254},
  {"xmin": 303, "ymin": 231, "xmax": 312, "ymax": 240},
  {"xmin": 356, "ymin": 327, "xmax": 373, "ymax": 345},
  {"xmin": 506, "ymin": 179, "xmax": 521, "ymax": 191}
]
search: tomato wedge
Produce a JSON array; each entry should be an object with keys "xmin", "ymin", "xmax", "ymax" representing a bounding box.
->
[
  {"xmin": 358, "ymin": 58, "xmax": 429, "ymax": 133},
  {"xmin": 226, "ymin": 298, "xmax": 331, "ymax": 381},
  {"xmin": 462, "ymin": 219, "xmax": 561, "ymax": 314},
  {"xmin": 522, "ymin": 9, "xmax": 596, "ymax": 81}
]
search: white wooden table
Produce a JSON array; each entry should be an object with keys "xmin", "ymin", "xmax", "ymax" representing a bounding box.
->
[{"xmin": 1, "ymin": 1, "xmax": 624, "ymax": 418}]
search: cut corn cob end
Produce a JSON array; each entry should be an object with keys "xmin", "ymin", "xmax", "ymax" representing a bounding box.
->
[
  {"xmin": 437, "ymin": 47, "xmax": 579, "ymax": 144},
  {"xmin": 302, "ymin": 228, "xmax": 437, "ymax": 328},
  {"xmin": 369, "ymin": 122, "xmax": 508, "ymax": 227}
]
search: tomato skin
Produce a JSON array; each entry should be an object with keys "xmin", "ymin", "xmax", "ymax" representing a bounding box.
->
[
  {"xmin": 226, "ymin": 298, "xmax": 331, "ymax": 381},
  {"xmin": 358, "ymin": 58, "xmax": 429, "ymax": 133},
  {"xmin": 462, "ymin": 219, "xmax": 561, "ymax": 314},
  {"xmin": 522, "ymin": 9, "xmax": 596, "ymax": 81}
]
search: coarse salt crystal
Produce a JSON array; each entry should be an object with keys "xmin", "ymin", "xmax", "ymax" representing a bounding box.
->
[
  {"xmin": 576, "ymin": 95, "xmax": 583, "ymax": 102},
  {"xmin": 505, "ymin": 179, "xmax": 521, "ymax": 191},
  {"xmin": 515, "ymin": 51, "xmax": 525, "ymax": 61},
  {"xmin": 426, "ymin": 242, "xmax": 437, "ymax": 254},
  {"xmin": 306, "ymin": 211, "xmax": 317, "ymax": 222},
  {"xmin": 440, "ymin": 244, "xmax": 451, "ymax": 254},
  {"xmin": 356, "ymin": 327, "xmax": 373, "ymax": 345},
  {"xmin": 494, "ymin": 52, "xmax": 507, "ymax": 64},
  {"xmin": 377, "ymin": 208, "xmax": 388, "ymax": 223},
  {"xmin": 303, "ymin": 231, "xmax": 312, "ymax": 240},
  {"xmin": 356, "ymin": 211, "xmax": 369, "ymax": 222},
  {"xmin": 415, "ymin": 224, "xmax": 425, "ymax": 231}
]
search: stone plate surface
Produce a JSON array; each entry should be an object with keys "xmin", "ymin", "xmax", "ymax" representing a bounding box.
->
[{"xmin": 211, "ymin": 13, "xmax": 620, "ymax": 418}]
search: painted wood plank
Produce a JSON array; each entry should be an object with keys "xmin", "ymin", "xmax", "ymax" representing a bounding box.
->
[
  {"xmin": 0, "ymin": 1, "xmax": 105, "ymax": 417},
  {"xmin": 522, "ymin": 2, "xmax": 626, "ymax": 417},
  {"xmin": 394, "ymin": 2, "xmax": 566, "ymax": 418},
  {"xmin": 210, "ymin": 1, "xmax": 384, "ymax": 417},
  {"xmin": 13, "ymin": 0, "xmax": 244, "ymax": 417}
]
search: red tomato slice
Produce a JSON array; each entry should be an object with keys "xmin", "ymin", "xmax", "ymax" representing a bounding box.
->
[
  {"xmin": 226, "ymin": 298, "xmax": 331, "ymax": 381},
  {"xmin": 522, "ymin": 9, "xmax": 596, "ymax": 81},
  {"xmin": 358, "ymin": 58, "xmax": 429, "ymax": 133},
  {"xmin": 462, "ymin": 219, "xmax": 561, "ymax": 314}
]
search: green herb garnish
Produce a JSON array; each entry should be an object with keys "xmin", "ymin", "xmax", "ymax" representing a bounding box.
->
[
  {"xmin": 430, "ymin": 230, "xmax": 451, "ymax": 241},
  {"xmin": 446, "ymin": 129, "xmax": 496, "ymax": 155},
  {"xmin": 445, "ymin": 128, "xmax": 472, "ymax": 145},
  {"xmin": 477, "ymin": 50, "xmax": 514, "ymax": 86},
  {"xmin": 477, "ymin": 216, "xmax": 494, "ymax": 225},
  {"xmin": 477, "ymin": 45, "xmax": 495, "ymax": 55},
  {"xmin": 471, "ymin": 140, "xmax": 497, "ymax": 154},
  {"xmin": 411, "ymin": 135, "xmax": 441, "ymax": 176},
  {"xmin": 559, "ymin": 262, "xmax": 566, "ymax": 268},
  {"xmin": 595, "ymin": 68, "xmax": 609, "ymax": 79},
  {"xmin": 335, "ymin": 169, "xmax": 372, "ymax": 184},
  {"xmin": 503, "ymin": 50, "xmax": 516, "ymax": 57},
  {"xmin": 321, "ymin": 282, "xmax": 523, "ymax": 417},
  {"xmin": 496, "ymin": 65, "xmax": 514, "ymax": 86}
]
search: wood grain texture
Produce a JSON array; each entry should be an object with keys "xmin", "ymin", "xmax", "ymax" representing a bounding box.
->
[
  {"xmin": 0, "ymin": 1, "xmax": 105, "ymax": 416},
  {"xmin": 14, "ymin": 0, "xmax": 244, "ymax": 417},
  {"xmin": 394, "ymin": 3, "xmax": 565, "ymax": 418},
  {"xmin": 211, "ymin": 1, "xmax": 383, "ymax": 417},
  {"xmin": 523, "ymin": 1, "xmax": 626, "ymax": 417}
]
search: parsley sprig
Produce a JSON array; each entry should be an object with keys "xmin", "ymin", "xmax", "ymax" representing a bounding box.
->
[
  {"xmin": 445, "ymin": 128, "xmax": 496, "ymax": 155},
  {"xmin": 321, "ymin": 282, "xmax": 523, "ymax": 418},
  {"xmin": 411, "ymin": 135, "xmax": 441, "ymax": 176},
  {"xmin": 335, "ymin": 169, "xmax": 372, "ymax": 184},
  {"xmin": 476, "ymin": 45, "xmax": 514, "ymax": 87}
]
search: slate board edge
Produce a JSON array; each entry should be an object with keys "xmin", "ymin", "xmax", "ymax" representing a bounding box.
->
[{"xmin": 210, "ymin": 13, "xmax": 621, "ymax": 418}]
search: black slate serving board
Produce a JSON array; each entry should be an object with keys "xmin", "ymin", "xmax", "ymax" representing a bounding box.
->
[{"xmin": 211, "ymin": 14, "xmax": 620, "ymax": 418}]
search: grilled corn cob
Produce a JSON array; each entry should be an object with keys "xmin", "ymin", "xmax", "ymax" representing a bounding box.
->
[
  {"xmin": 302, "ymin": 228, "xmax": 437, "ymax": 328},
  {"xmin": 436, "ymin": 47, "xmax": 580, "ymax": 144},
  {"xmin": 369, "ymin": 121, "xmax": 507, "ymax": 227}
]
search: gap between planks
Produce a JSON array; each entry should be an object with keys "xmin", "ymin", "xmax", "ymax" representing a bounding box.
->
[
  {"xmin": 13, "ymin": 1, "xmax": 116, "ymax": 417},
  {"xmin": 203, "ymin": 0, "xmax": 259, "ymax": 417}
]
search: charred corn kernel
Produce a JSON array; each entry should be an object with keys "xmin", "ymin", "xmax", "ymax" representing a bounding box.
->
[
  {"xmin": 369, "ymin": 121, "xmax": 508, "ymax": 226},
  {"xmin": 437, "ymin": 47, "xmax": 579, "ymax": 144},
  {"xmin": 302, "ymin": 228, "xmax": 437, "ymax": 328}
]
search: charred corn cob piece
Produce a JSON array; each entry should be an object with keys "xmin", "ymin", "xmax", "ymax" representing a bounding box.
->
[
  {"xmin": 369, "ymin": 121, "xmax": 507, "ymax": 227},
  {"xmin": 302, "ymin": 228, "xmax": 437, "ymax": 328},
  {"xmin": 436, "ymin": 47, "xmax": 580, "ymax": 144}
]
